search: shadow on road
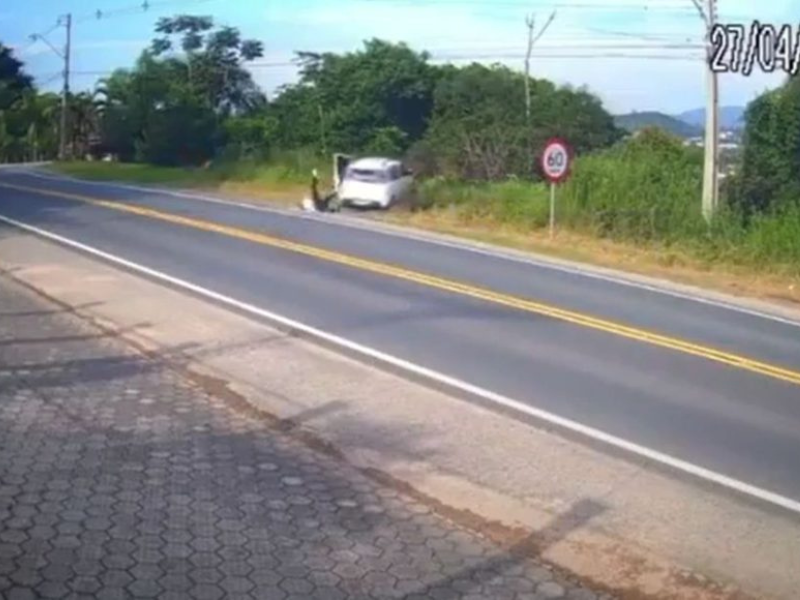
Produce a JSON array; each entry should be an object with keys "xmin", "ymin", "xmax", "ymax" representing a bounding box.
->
[{"xmin": 0, "ymin": 300, "xmax": 104, "ymax": 318}]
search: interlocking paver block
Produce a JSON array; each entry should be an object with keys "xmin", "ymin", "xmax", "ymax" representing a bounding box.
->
[{"xmin": 0, "ymin": 276, "xmax": 608, "ymax": 600}]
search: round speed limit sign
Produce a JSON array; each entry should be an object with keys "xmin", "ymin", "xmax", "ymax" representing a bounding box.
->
[{"xmin": 541, "ymin": 138, "xmax": 572, "ymax": 183}]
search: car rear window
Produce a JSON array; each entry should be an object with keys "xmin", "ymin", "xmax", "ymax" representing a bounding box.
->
[{"xmin": 346, "ymin": 168, "xmax": 389, "ymax": 183}]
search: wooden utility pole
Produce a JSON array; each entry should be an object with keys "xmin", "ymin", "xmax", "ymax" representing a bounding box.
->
[{"xmin": 524, "ymin": 10, "xmax": 556, "ymax": 122}]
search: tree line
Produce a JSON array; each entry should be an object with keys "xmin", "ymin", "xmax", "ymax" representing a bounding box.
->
[
  {"xmin": 1, "ymin": 15, "xmax": 621, "ymax": 176},
  {"xmin": 1, "ymin": 13, "xmax": 798, "ymax": 219}
]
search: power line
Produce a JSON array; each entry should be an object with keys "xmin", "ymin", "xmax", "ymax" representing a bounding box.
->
[
  {"xmin": 50, "ymin": 38, "xmax": 704, "ymax": 55},
  {"xmin": 16, "ymin": 0, "xmax": 219, "ymax": 49},
  {"xmin": 62, "ymin": 50, "xmax": 702, "ymax": 79},
  {"xmin": 433, "ymin": 52, "xmax": 703, "ymax": 61},
  {"xmin": 37, "ymin": 72, "xmax": 63, "ymax": 86},
  {"xmin": 359, "ymin": 0, "xmax": 754, "ymax": 23},
  {"xmin": 362, "ymin": 0, "xmax": 699, "ymax": 13},
  {"xmin": 437, "ymin": 42, "xmax": 704, "ymax": 50},
  {"xmin": 585, "ymin": 27, "xmax": 701, "ymax": 43},
  {"xmin": 16, "ymin": 0, "xmax": 216, "ymax": 59},
  {"xmin": 74, "ymin": 0, "xmax": 221, "ymax": 24},
  {"xmin": 15, "ymin": 21, "xmax": 62, "ymax": 56},
  {"xmin": 371, "ymin": 0, "xmax": 695, "ymax": 7}
]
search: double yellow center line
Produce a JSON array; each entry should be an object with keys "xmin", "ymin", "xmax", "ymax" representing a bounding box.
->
[{"xmin": 3, "ymin": 180, "xmax": 800, "ymax": 387}]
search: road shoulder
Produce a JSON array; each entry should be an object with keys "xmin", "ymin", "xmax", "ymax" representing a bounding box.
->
[{"xmin": 1, "ymin": 228, "xmax": 797, "ymax": 600}]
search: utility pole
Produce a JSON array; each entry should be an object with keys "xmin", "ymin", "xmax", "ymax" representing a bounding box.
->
[
  {"xmin": 29, "ymin": 14, "xmax": 72, "ymax": 161},
  {"xmin": 60, "ymin": 13, "xmax": 72, "ymax": 161},
  {"xmin": 524, "ymin": 10, "xmax": 556, "ymax": 122},
  {"xmin": 692, "ymin": 0, "xmax": 719, "ymax": 221}
]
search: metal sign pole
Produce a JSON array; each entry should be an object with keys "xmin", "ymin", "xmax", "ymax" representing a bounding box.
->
[{"xmin": 541, "ymin": 137, "xmax": 571, "ymax": 241}]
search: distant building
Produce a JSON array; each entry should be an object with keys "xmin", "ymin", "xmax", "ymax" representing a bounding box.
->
[{"xmin": 682, "ymin": 129, "xmax": 740, "ymax": 149}]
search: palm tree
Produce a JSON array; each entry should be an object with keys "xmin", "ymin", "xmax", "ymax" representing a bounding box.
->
[
  {"xmin": 69, "ymin": 91, "xmax": 101, "ymax": 158},
  {"xmin": 19, "ymin": 91, "xmax": 60, "ymax": 161}
]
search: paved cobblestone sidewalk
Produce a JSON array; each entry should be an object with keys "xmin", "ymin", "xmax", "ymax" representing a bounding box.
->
[{"xmin": 0, "ymin": 274, "xmax": 606, "ymax": 600}]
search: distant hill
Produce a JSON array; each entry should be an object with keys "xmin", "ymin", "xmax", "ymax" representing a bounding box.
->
[
  {"xmin": 614, "ymin": 111, "xmax": 703, "ymax": 138},
  {"xmin": 675, "ymin": 106, "xmax": 746, "ymax": 131}
]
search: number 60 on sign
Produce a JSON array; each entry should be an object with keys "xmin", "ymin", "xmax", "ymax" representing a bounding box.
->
[{"xmin": 541, "ymin": 138, "xmax": 572, "ymax": 183}]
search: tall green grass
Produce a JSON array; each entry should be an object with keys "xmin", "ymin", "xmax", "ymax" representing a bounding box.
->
[
  {"xmin": 52, "ymin": 148, "xmax": 328, "ymax": 189},
  {"xmin": 52, "ymin": 136, "xmax": 799, "ymax": 276},
  {"xmin": 416, "ymin": 151, "xmax": 705, "ymax": 242},
  {"xmin": 415, "ymin": 135, "xmax": 800, "ymax": 275},
  {"xmin": 52, "ymin": 161, "xmax": 222, "ymax": 186},
  {"xmin": 211, "ymin": 149, "xmax": 329, "ymax": 186}
]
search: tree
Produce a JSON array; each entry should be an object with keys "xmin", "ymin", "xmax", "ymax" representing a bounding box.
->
[
  {"xmin": 271, "ymin": 39, "xmax": 440, "ymax": 155},
  {"xmin": 16, "ymin": 91, "xmax": 60, "ymax": 161},
  {"xmin": 0, "ymin": 43, "xmax": 33, "ymax": 111},
  {"xmin": 93, "ymin": 15, "xmax": 265, "ymax": 165},
  {"xmin": 95, "ymin": 56, "xmax": 187, "ymax": 162},
  {"xmin": 736, "ymin": 75, "xmax": 800, "ymax": 215},
  {"xmin": 419, "ymin": 63, "xmax": 622, "ymax": 180},
  {"xmin": 223, "ymin": 112, "xmax": 277, "ymax": 160},
  {"xmin": 150, "ymin": 15, "xmax": 265, "ymax": 115},
  {"xmin": 268, "ymin": 84, "xmax": 329, "ymax": 152},
  {"xmin": 69, "ymin": 91, "xmax": 101, "ymax": 158},
  {"xmin": 94, "ymin": 69, "xmax": 139, "ymax": 160},
  {"xmin": 0, "ymin": 45, "xmax": 49, "ymax": 162},
  {"xmin": 140, "ymin": 86, "xmax": 219, "ymax": 166},
  {"xmin": 421, "ymin": 64, "xmax": 533, "ymax": 179}
]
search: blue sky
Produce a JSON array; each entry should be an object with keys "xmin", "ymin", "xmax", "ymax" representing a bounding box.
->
[{"xmin": 2, "ymin": 0, "xmax": 796, "ymax": 114}]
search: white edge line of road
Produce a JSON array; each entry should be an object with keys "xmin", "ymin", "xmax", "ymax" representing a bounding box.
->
[
  {"xmin": 2, "ymin": 212, "xmax": 800, "ymax": 517},
  {"xmin": 18, "ymin": 168, "xmax": 800, "ymax": 330}
]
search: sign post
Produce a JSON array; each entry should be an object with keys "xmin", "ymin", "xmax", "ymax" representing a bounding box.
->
[{"xmin": 540, "ymin": 138, "xmax": 572, "ymax": 239}]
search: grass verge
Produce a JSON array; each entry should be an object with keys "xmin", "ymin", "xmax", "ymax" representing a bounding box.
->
[{"xmin": 50, "ymin": 157, "xmax": 322, "ymax": 205}]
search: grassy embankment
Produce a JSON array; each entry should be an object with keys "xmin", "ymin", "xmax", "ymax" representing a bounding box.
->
[
  {"xmin": 49, "ymin": 151, "xmax": 800, "ymax": 306},
  {"xmin": 52, "ymin": 153, "xmax": 328, "ymax": 203}
]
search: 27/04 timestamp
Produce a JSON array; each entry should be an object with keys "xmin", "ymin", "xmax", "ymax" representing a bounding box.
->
[{"xmin": 710, "ymin": 22, "xmax": 800, "ymax": 75}]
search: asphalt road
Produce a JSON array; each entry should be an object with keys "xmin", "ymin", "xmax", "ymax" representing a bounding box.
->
[{"xmin": 2, "ymin": 168, "xmax": 800, "ymax": 507}]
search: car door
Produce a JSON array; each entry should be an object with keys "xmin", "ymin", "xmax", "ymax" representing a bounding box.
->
[
  {"xmin": 333, "ymin": 154, "xmax": 353, "ymax": 190},
  {"xmin": 386, "ymin": 164, "xmax": 405, "ymax": 201}
]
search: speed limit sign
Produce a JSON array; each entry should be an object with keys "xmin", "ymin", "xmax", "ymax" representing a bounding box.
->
[
  {"xmin": 541, "ymin": 138, "xmax": 572, "ymax": 184},
  {"xmin": 540, "ymin": 137, "xmax": 572, "ymax": 238}
]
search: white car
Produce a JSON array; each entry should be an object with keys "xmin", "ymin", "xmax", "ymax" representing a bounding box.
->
[{"xmin": 337, "ymin": 157, "xmax": 414, "ymax": 209}]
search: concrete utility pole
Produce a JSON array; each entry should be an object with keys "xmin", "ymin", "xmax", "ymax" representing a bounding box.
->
[
  {"xmin": 692, "ymin": 0, "xmax": 719, "ymax": 222},
  {"xmin": 30, "ymin": 14, "xmax": 72, "ymax": 160},
  {"xmin": 60, "ymin": 13, "xmax": 72, "ymax": 161},
  {"xmin": 524, "ymin": 10, "xmax": 556, "ymax": 122}
]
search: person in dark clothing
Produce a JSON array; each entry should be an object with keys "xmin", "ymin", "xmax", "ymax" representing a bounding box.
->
[{"xmin": 309, "ymin": 169, "xmax": 340, "ymax": 212}]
